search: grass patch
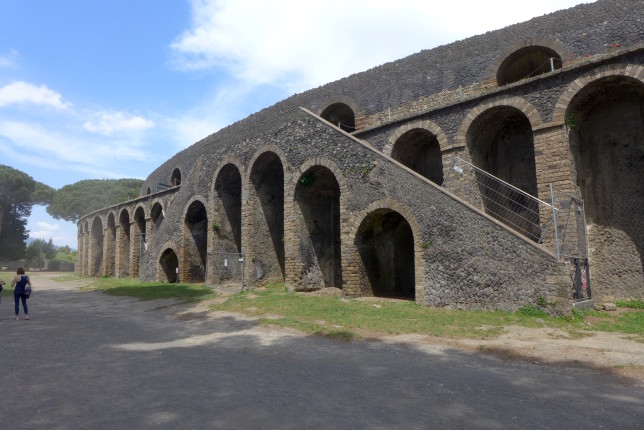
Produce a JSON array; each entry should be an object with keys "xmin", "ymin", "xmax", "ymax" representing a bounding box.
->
[
  {"xmin": 208, "ymin": 283, "xmax": 605, "ymax": 340},
  {"xmin": 87, "ymin": 277, "xmax": 216, "ymax": 302},
  {"xmin": 616, "ymin": 299, "xmax": 644, "ymax": 309}
]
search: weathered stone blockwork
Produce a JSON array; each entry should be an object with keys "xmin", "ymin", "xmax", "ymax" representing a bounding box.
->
[{"xmin": 78, "ymin": 0, "xmax": 643, "ymax": 307}]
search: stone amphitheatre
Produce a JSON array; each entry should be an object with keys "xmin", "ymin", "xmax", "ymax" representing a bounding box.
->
[{"xmin": 76, "ymin": 0, "xmax": 643, "ymax": 311}]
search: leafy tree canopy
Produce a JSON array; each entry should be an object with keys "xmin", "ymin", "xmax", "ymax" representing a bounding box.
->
[
  {"xmin": 47, "ymin": 178, "xmax": 143, "ymax": 222},
  {"xmin": 0, "ymin": 165, "xmax": 54, "ymax": 206}
]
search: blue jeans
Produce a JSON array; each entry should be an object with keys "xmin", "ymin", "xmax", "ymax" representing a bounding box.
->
[{"xmin": 14, "ymin": 291, "xmax": 28, "ymax": 315}]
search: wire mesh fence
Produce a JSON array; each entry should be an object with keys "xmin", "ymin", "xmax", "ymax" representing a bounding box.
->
[{"xmin": 442, "ymin": 156, "xmax": 588, "ymax": 261}]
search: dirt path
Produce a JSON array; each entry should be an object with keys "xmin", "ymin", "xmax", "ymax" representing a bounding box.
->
[{"xmin": 23, "ymin": 272, "xmax": 644, "ymax": 382}]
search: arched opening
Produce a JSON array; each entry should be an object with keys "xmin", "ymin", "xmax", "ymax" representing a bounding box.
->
[
  {"xmin": 118, "ymin": 210, "xmax": 131, "ymax": 277},
  {"xmin": 89, "ymin": 217, "xmax": 104, "ymax": 277},
  {"xmin": 83, "ymin": 221, "xmax": 90, "ymax": 276},
  {"xmin": 294, "ymin": 166, "xmax": 342, "ymax": 290},
  {"xmin": 320, "ymin": 103, "xmax": 355, "ymax": 133},
  {"xmin": 467, "ymin": 106, "xmax": 540, "ymax": 240},
  {"xmin": 183, "ymin": 200, "xmax": 208, "ymax": 283},
  {"xmin": 150, "ymin": 202, "xmax": 164, "ymax": 232},
  {"xmin": 567, "ymin": 77, "xmax": 644, "ymax": 296},
  {"xmin": 159, "ymin": 248, "xmax": 179, "ymax": 283},
  {"xmin": 355, "ymin": 209, "xmax": 415, "ymax": 300},
  {"xmin": 171, "ymin": 168, "xmax": 182, "ymax": 186},
  {"xmin": 132, "ymin": 207, "xmax": 147, "ymax": 278},
  {"xmin": 249, "ymin": 152, "xmax": 285, "ymax": 283},
  {"xmin": 214, "ymin": 164, "xmax": 242, "ymax": 253},
  {"xmin": 497, "ymin": 46, "xmax": 562, "ymax": 86},
  {"xmin": 106, "ymin": 213, "xmax": 116, "ymax": 277},
  {"xmin": 391, "ymin": 128, "xmax": 444, "ymax": 185},
  {"xmin": 146, "ymin": 187, "xmax": 151, "ymax": 195}
]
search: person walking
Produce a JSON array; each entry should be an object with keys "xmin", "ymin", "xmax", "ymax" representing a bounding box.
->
[{"xmin": 11, "ymin": 267, "xmax": 31, "ymax": 320}]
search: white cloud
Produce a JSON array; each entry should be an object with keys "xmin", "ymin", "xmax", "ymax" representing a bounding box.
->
[
  {"xmin": 83, "ymin": 110, "xmax": 155, "ymax": 136},
  {"xmin": 0, "ymin": 81, "xmax": 69, "ymax": 109},
  {"xmin": 27, "ymin": 206, "xmax": 78, "ymax": 249},
  {"xmin": 171, "ymin": 0, "xmax": 589, "ymax": 92}
]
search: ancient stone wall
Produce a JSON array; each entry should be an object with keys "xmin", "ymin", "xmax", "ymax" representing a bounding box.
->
[{"xmin": 77, "ymin": 0, "xmax": 644, "ymax": 306}]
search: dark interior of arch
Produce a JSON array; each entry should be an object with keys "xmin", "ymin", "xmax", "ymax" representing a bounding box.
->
[
  {"xmin": 295, "ymin": 166, "xmax": 342, "ymax": 290},
  {"xmin": 90, "ymin": 217, "xmax": 104, "ymax": 277},
  {"xmin": 151, "ymin": 203, "xmax": 164, "ymax": 230},
  {"xmin": 250, "ymin": 152, "xmax": 285, "ymax": 281},
  {"xmin": 159, "ymin": 249, "xmax": 179, "ymax": 283},
  {"xmin": 568, "ymin": 77, "xmax": 644, "ymax": 292},
  {"xmin": 392, "ymin": 128, "xmax": 444, "ymax": 185},
  {"xmin": 132, "ymin": 208, "xmax": 147, "ymax": 277},
  {"xmin": 118, "ymin": 211, "xmax": 130, "ymax": 276},
  {"xmin": 356, "ymin": 209, "xmax": 415, "ymax": 300},
  {"xmin": 106, "ymin": 214, "xmax": 116, "ymax": 276},
  {"xmin": 497, "ymin": 46, "xmax": 562, "ymax": 86},
  {"xmin": 146, "ymin": 187, "xmax": 151, "ymax": 195},
  {"xmin": 215, "ymin": 164, "xmax": 242, "ymax": 253},
  {"xmin": 320, "ymin": 103, "xmax": 355, "ymax": 132},
  {"xmin": 185, "ymin": 201, "xmax": 208, "ymax": 282},
  {"xmin": 171, "ymin": 168, "xmax": 182, "ymax": 186},
  {"xmin": 468, "ymin": 106, "xmax": 541, "ymax": 240}
]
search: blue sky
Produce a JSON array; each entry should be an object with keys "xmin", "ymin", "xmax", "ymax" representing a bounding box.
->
[{"xmin": 0, "ymin": 0, "xmax": 588, "ymax": 249}]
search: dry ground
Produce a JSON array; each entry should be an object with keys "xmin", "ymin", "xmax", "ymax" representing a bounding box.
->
[{"xmin": 19, "ymin": 272, "xmax": 644, "ymax": 383}]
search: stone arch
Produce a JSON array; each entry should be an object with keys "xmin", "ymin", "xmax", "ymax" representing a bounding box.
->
[
  {"xmin": 563, "ymin": 71, "xmax": 644, "ymax": 298},
  {"xmin": 105, "ymin": 212, "xmax": 116, "ymax": 277},
  {"xmin": 384, "ymin": 120, "xmax": 449, "ymax": 185},
  {"xmin": 171, "ymin": 167, "xmax": 182, "ymax": 186},
  {"xmin": 182, "ymin": 196, "xmax": 208, "ymax": 283},
  {"xmin": 82, "ymin": 220, "xmax": 90, "ymax": 276},
  {"xmin": 150, "ymin": 201, "xmax": 164, "ymax": 232},
  {"xmin": 349, "ymin": 199, "xmax": 424, "ymax": 301},
  {"xmin": 463, "ymin": 103, "xmax": 541, "ymax": 240},
  {"xmin": 552, "ymin": 64, "xmax": 644, "ymax": 123},
  {"xmin": 246, "ymin": 148, "xmax": 286, "ymax": 284},
  {"xmin": 213, "ymin": 162, "xmax": 243, "ymax": 254},
  {"xmin": 291, "ymin": 161, "xmax": 345, "ymax": 290},
  {"xmin": 319, "ymin": 97, "xmax": 359, "ymax": 133},
  {"xmin": 131, "ymin": 205, "xmax": 148, "ymax": 278},
  {"xmin": 146, "ymin": 187, "xmax": 151, "ymax": 195},
  {"xmin": 89, "ymin": 216, "xmax": 104, "ymax": 277},
  {"xmin": 456, "ymin": 97, "xmax": 543, "ymax": 148},
  {"xmin": 494, "ymin": 40, "xmax": 567, "ymax": 86},
  {"xmin": 117, "ymin": 208, "xmax": 131, "ymax": 277},
  {"xmin": 158, "ymin": 245, "xmax": 179, "ymax": 283}
]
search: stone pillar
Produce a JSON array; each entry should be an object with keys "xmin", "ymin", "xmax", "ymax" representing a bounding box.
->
[{"xmin": 129, "ymin": 221, "xmax": 140, "ymax": 279}]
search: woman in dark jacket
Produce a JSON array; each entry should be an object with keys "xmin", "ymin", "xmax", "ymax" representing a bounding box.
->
[{"xmin": 11, "ymin": 267, "xmax": 31, "ymax": 320}]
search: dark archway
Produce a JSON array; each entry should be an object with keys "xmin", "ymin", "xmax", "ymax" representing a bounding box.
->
[
  {"xmin": 90, "ymin": 217, "xmax": 104, "ymax": 277},
  {"xmin": 249, "ymin": 152, "xmax": 285, "ymax": 283},
  {"xmin": 320, "ymin": 103, "xmax": 355, "ymax": 133},
  {"xmin": 214, "ymin": 164, "xmax": 242, "ymax": 253},
  {"xmin": 118, "ymin": 210, "xmax": 130, "ymax": 277},
  {"xmin": 355, "ymin": 209, "xmax": 415, "ymax": 300},
  {"xmin": 106, "ymin": 213, "xmax": 116, "ymax": 277},
  {"xmin": 497, "ymin": 46, "xmax": 562, "ymax": 85},
  {"xmin": 146, "ymin": 187, "xmax": 151, "ymax": 195},
  {"xmin": 294, "ymin": 166, "xmax": 342, "ymax": 290},
  {"xmin": 184, "ymin": 200, "xmax": 208, "ymax": 283},
  {"xmin": 151, "ymin": 202, "xmax": 164, "ymax": 232},
  {"xmin": 567, "ymin": 77, "xmax": 644, "ymax": 296},
  {"xmin": 132, "ymin": 207, "xmax": 147, "ymax": 278},
  {"xmin": 171, "ymin": 168, "xmax": 182, "ymax": 186},
  {"xmin": 159, "ymin": 248, "xmax": 179, "ymax": 283},
  {"xmin": 467, "ymin": 106, "xmax": 540, "ymax": 240},
  {"xmin": 391, "ymin": 128, "xmax": 444, "ymax": 185}
]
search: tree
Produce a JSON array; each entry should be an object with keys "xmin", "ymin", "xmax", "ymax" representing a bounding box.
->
[
  {"xmin": 26, "ymin": 238, "xmax": 46, "ymax": 269},
  {"xmin": 43, "ymin": 238, "xmax": 56, "ymax": 259},
  {"xmin": 0, "ymin": 165, "xmax": 54, "ymax": 257},
  {"xmin": 47, "ymin": 178, "xmax": 143, "ymax": 222}
]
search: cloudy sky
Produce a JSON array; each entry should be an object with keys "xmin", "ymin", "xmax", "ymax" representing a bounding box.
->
[{"xmin": 0, "ymin": 0, "xmax": 590, "ymax": 248}]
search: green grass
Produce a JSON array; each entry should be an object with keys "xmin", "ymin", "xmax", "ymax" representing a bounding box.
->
[
  {"xmin": 206, "ymin": 283, "xmax": 598, "ymax": 340},
  {"xmin": 40, "ymin": 276, "xmax": 644, "ymax": 342},
  {"xmin": 86, "ymin": 277, "xmax": 216, "ymax": 302},
  {"xmin": 616, "ymin": 299, "xmax": 644, "ymax": 309}
]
